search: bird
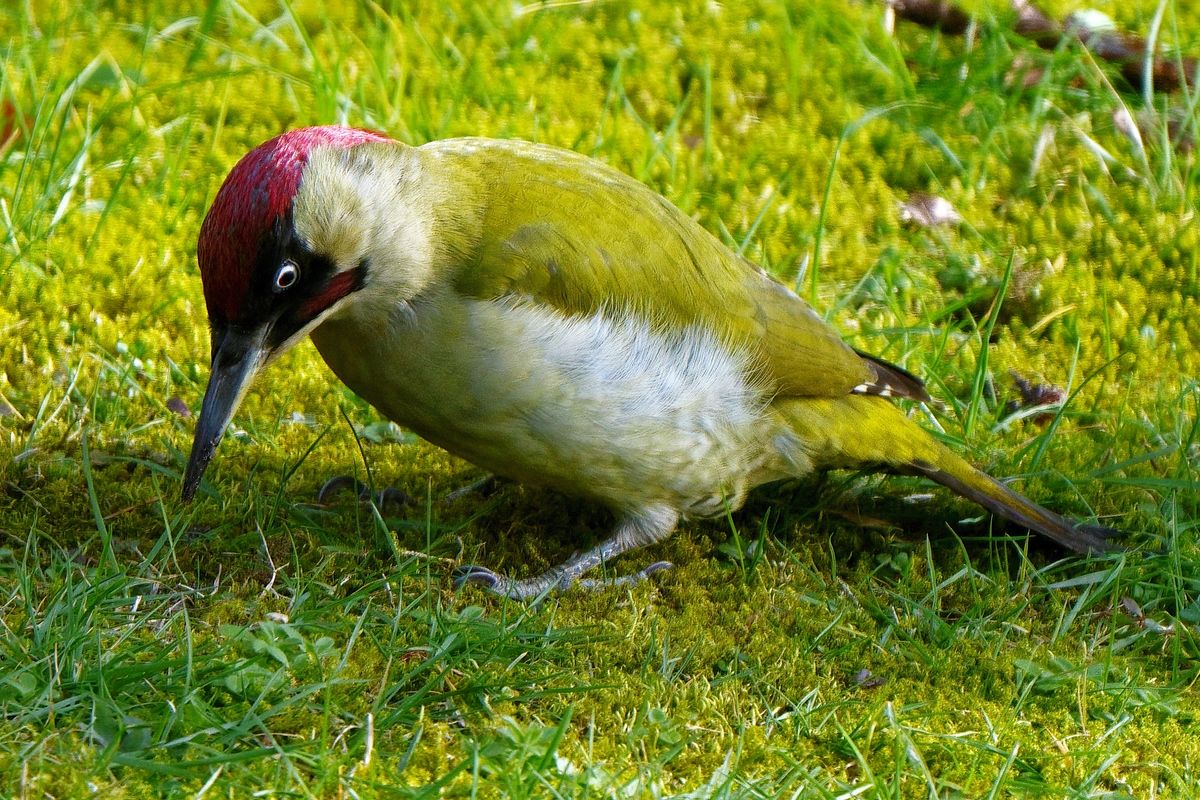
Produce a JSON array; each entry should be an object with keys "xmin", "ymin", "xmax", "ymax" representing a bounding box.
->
[{"xmin": 182, "ymin": 125, "xmax": 1118, "ymax": 598}]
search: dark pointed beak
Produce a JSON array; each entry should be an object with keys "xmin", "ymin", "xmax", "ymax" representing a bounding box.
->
[{"xmin": 181, "ymin": 325, "xmax": 271, "ymax": 501}]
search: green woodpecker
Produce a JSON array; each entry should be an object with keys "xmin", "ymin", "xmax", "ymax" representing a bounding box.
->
[{"xmin": 183, "ymin": 126, "xmax": 1116, "ymax": 598}]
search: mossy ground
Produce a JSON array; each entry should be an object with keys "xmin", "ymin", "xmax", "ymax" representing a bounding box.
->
[{"xmin": 1, "ymin": 0, "xmax": 1198, "ymax": 796}]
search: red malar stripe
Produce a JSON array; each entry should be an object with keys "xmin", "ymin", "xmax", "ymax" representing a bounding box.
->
[{"xmin": 300, "ymin": 268, "xmax": 362, "ymax": 320}]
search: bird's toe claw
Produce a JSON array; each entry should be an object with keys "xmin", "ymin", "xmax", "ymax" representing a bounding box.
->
[
  {"xmin": 639, "ymin": 560, "xmax": 674, "ymax": 578},
  {"xmin": 453, "ymin": 564, "xmax": 504, "ymax": 591},
  {"xmin": 374, "ymin": 486, "xmax": 411, "ymax": 509},
  {"xmin": 453, "ymin": 564, "xmax": 568, "ymax": 599},
  {"xmin": 317, "ymin": 475, "xmax": 410, "ymax": 510},
  {"xmin": 577, "ymin": 560, "xmax": 673, "ymax": 591},
  {"xmin": 317, "ymin": 475, "xmax": 362, "ymax": 503},
  {"xmin": 442, "ymin": 474, "xmax": 502, "ymax": 505},
  {"xmin": 456, "ymin": 560, "xmax": 673, "ymax": 599}
]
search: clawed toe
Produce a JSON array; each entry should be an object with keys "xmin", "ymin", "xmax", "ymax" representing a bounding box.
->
[
  {"xmin": 443, "ymin": 474, "xmax": 503, "ymax": 504},
  {"xmin": 317, "ymin": 475, "xmax": 410, "ymax": 510},
  {"xmin": 576, "ymin": 560, "xmax": 674, "ymax": 591},
  {"xmin": 454, "ymin": 559, "xmax": 673, "ymax": 599},
  {"xmin": 453, "ymin": 564, "xmax": 505, "ymax": 591},
  {"xmin": 452, "ymin": 564, "xmax": 561, "ymax": 599}
]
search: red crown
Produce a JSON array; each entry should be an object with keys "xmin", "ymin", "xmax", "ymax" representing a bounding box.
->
[{"xmin": 197, "ymin": 126, "xmax": 390, "ymax": 321}]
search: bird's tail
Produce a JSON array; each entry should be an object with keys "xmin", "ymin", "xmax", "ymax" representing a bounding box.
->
[
  {"xmin": 775, "ymin": 395, "xmax": 1119, "ymax": 554},
  {"xmin": 907, "ymin": 446, "xmax": 1118, "ymax": 554}
]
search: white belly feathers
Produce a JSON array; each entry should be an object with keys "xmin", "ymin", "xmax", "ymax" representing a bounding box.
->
[{"xmin": 312, "ymin": 293, "xmax": 779, "ymax": 516}]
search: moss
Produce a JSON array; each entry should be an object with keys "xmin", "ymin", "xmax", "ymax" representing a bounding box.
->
[{"xmin": 2, "ymin": 0, "xmax": 1198, "ymax": 795}]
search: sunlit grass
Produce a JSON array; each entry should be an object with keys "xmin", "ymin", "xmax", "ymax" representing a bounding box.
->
[{"xmin": 1, "ymin": 0, "xmax": 1198, "ymax": 796}]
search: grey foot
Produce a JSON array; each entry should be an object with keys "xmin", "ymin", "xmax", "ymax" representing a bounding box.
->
[
  {"xmin": 317, "ymin": 475, "xmax": 410, "ymax": 511},
  {"xmin": 454, "ymin": 560, "xmax": 673, "ymax": 600},
  {"xmin": 443, "ymin": 474, "xmax": 503, "ymax": 504}
]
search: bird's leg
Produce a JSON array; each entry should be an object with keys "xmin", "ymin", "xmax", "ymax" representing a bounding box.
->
[
  {"xmin": 317, "ymin": 475, "xmax": 410, "ymax": 511},
  {"xmin": 455, "ymin": 505, "xmax": 679, "ymax": 599}
]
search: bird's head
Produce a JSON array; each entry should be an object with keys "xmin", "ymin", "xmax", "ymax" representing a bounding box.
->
[{"xmin": 182, "ymin": 125, "xmax": 431, "ymax": 500}]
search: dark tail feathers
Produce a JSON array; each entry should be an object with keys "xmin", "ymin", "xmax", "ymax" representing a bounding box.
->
[
  {"xmin": 852, "ymin": 350, "xmax": 933, "ymax": 404},
  {"xmin": 915, "ymin": 458, "xmax": 1120, "ymax": 555}
]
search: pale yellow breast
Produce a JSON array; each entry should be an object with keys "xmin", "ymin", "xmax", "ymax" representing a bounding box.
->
[{"xmin": 311, "ymin": 289, "xmax": 793, "ymax": 516}]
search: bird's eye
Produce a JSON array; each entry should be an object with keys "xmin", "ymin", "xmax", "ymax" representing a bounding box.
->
[{"xmin": 274, "ymin": 261, "xmax": 299, "ymax": 291}]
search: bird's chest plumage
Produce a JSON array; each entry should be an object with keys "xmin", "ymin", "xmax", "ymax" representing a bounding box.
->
[{"xmin": 310, "ymin": 291, "xmax": 787, "ymax": 515}]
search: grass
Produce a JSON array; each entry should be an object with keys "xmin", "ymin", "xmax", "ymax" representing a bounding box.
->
[{"xmin": 1, "ymin": 0, "xmax": 1198, "ymax": 795}]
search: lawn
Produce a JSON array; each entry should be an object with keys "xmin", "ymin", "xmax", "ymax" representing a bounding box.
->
[{"xmin": 1, "ymin": 0, "xmax": 1198, "ymax": 796}]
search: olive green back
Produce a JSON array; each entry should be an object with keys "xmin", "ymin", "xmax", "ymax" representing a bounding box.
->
[{"xmin": 424, "ymin": 138, "xmax": 873, "ymax": 398}]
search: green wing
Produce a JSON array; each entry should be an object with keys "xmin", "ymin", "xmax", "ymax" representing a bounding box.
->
[{"xmin": 425, "ymin": 138, "xmax": 874, "ymax": 398}]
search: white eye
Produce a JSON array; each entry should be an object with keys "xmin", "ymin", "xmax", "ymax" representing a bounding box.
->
[{"xmin": 274, "ymin": 260, "xmax": 299, "ymax": 291}]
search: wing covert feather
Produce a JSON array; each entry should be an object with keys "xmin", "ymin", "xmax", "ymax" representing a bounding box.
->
[{"xmin": 423, "ymin": 138, "xmax": 874, "ymax": 398}]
